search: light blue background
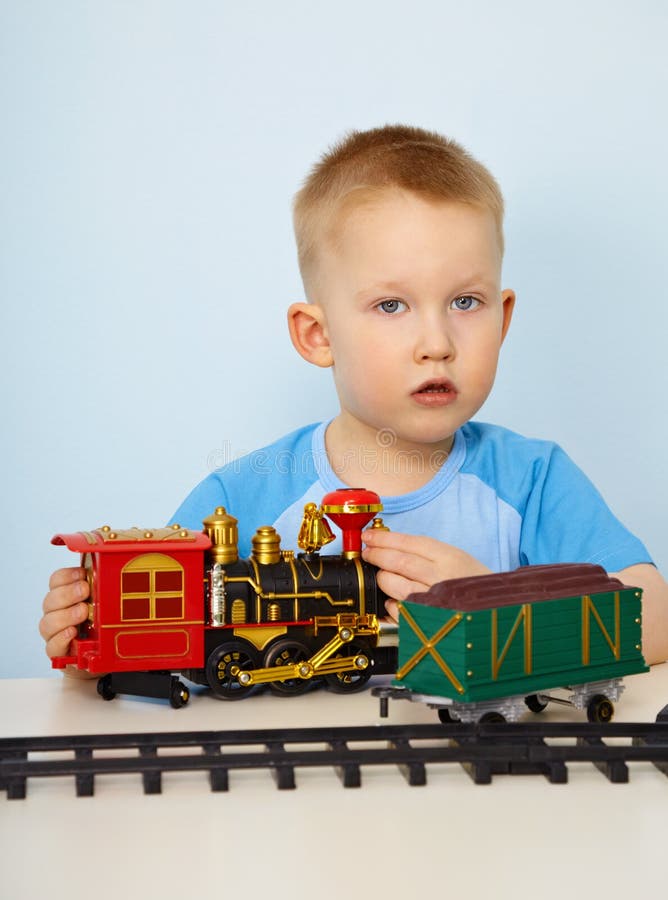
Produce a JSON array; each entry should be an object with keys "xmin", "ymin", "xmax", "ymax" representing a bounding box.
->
[{"xmin": 2, "ymin": 1, "xmax": 666, "ymax": 677}]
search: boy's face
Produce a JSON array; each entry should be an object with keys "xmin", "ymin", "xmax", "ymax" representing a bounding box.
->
[{"xmin": 301, "ymin": 189, "xmax": 514, "ymax": 451}]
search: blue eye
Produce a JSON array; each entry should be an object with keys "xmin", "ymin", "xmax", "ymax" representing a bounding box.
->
[
  {"xmin": 377, "ymin": 299, "xmax": 407, "ymax": 314},
  {"xmin": 451, "ymin": 295, "xmax": 480, "ymax": 311}
]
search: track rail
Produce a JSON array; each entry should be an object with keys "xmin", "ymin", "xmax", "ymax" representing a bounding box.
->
[{"xmin": 2, "ymin": 712, "xmax": 668, "ymax": 797}]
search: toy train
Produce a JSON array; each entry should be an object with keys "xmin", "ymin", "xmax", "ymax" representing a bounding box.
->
[
  {"xmin": 52, "ymin": 487, "xmax": 649, "ymax": 722},
  {"xmin": 52, "ymin": 488, "xmax": 398, "ymax": 706},
  {"xmin": 377, "ymin": 563, "xmax": 648, "ymax": 723}
]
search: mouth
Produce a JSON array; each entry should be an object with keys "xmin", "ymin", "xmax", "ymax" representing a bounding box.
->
[
  {"xmin": 411, "ymin": 378, "xmax": 457, "ymax": 407},
  {"xmin": 413, "ymin": 378, "xmax": 456, "ymax": 395}
]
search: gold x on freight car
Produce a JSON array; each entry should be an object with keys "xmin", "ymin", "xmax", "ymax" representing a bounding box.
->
[{"xmin": 395, "ymin": 564, "xmax": 647, "ymax": 705}]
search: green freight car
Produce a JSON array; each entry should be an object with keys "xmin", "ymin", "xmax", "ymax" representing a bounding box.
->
[{"xmin": 392, "ymin": 563, "xmax": 648, "ymax": 723}]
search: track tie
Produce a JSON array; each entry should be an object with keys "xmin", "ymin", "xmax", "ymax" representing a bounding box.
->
[
  {"xmin": 139, "ymin": 746, "xmax": 162, "ymax": 794},
  {"xmin": 75, "ymin": 748, "xmax": 95, "ymax": 796},
  {"xmin": 577, "ymin": 736, "xmax": 628, "ymax": 783},
  {"xmin": 2, "ymin": 750, "xmax": 27, "ymax": 800},
  {"xmin": 202, "ymin": 743, "xmax": 229, "ymax": 792},
  {"xmin": 388, "ymin": 737, "xmax": 426, "ymax": 786},
  {"xmin": 329, "ymin": 740, "xmax": 361, "ymax": 788},
  {"xmin": 463, "ymin": 758, "xmax": 492, "ymax": 785},
  {"xmin": 266, "ymin": 742, "xmax": 295, "ymax": 790},
  {"xmin": 518, "ymin": 738, "xmax": 568, "ymax": 783}
]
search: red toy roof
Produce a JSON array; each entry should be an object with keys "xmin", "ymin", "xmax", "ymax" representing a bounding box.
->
[{"xmin": 52, "ymin": 525, "xmax": 212, "ymax": 554}]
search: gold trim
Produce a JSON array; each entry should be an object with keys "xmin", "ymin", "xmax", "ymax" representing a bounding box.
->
[
  {"xmin": 101, "ymin": 527, "xmax": 197, "ymax": 543},
  {"xmin": 300, "ymin": 557, "xmax": 324, "ymax": 581},
  {"xmin": 582, "ymin": 592, "xmax": 620, "ymax": 664},
  {"xmin": 114, "ymin": 629, "xmax": 190, "ymax": 659},
  {"xmin": 395, "ymin": 604, "xmax": 465, "ymax": 694},
  {"xmin": 249, "ymin": 556, "xmax": 262, "ymax": 622},
  {"xmin": 287, "ymin": 556, "xmax": 299, "ymax": 620},
  {"xmin": 353, "ymin": 556, "xmax": 366, "ymax": 617},
  {"xmin": 102, "ymin": 620, "xmax": 202, "ymax": 629},
  {"xmin": 312, "ymin": 613, "xmax": 378, "ymax": 635},
  {"xmin": 223, "ymin": 574, "xmax": 351, "ymax": 610},
  {"xmin": 233, "ymin": 626, "xmax": 287, "ymax": 651},
  {"xmin": 287, "ymin": 556, "xmax": 298, "ymax": 592},
  {"xmin": 124, "ymin": 556, "xmax": 181, "ymax": 571},
  {"xmin": 120, "ymin": 553, "xmax": 185, "ymax": 622},
  {"xmin": 203, "ymin": 507, "xmax": 239, "ymax": 565},
  {"xmin": 231, "ymin": 598, "xmax": 246, "ymax": 624},
  {"xmin": 297, "ymin": 503, "xmax": 335, "ymax": 553},
  {"xmin": 82, "ymin": 553, "xmax": 95, "ymax": 623},
  {"xmin": 321, "ymin": 503, "xmax": 383, "ymax": 514},
  {"xmin": 237, "ymin": 614, "xmax": 379, "ymax": 685},
  {"xmin": 251, "ymin": 526, "xmax": 282, "ymax": 565},
  {"xmin": 491, "ymin": 604, "xmax": 532, "ymax": 680}
]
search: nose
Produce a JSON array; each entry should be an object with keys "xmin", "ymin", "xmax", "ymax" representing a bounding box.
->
[{"xmin": 413, "ymin": 317, "xmax": 454, "ymax": 363}]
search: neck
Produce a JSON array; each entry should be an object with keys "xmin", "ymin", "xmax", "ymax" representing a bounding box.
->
[{"xmin": 324, "ymin": 414, "xmax": 454, "ymax": 496}]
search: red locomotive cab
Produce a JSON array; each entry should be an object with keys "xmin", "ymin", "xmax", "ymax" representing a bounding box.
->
[{"xmin": 51, "ymin": 525, "xmax": 211, "ymax": 675}]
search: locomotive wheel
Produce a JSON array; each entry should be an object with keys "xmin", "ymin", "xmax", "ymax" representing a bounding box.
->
[
  {"xmin": 97, "ymin": 675, "xmax": 116, "ymax": 701},
  {"xmin": 437, "ymin": 707, "xmax": 457, "ymax": 724},
  {"xmin": 206, "ymin": 641, "xmax": 260, "ymax": 701},
  {"xmin": 169, "ymin": 681, "xmax": 190, "ymax": 709},
  {"xmin": 324, "ymin": 641, "xmax": 372, "ymax": 693},
  {"xmin": 525, "ymin": 693, "xmax": 548, "ymax": 713},
  {"xmin": 263, "ymin": 639, "xmax": 314, "ymax": 695},
  {"xmin": 587, "ymin": 694, "xmax": 614, "ymax": 723}
]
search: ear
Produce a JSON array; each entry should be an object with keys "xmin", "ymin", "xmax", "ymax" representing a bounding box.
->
[
  {"xmin": 287, "ymin": 302, "xmax": 334, "ymax": 368},
  {"xmin": 499, "ymin": 289, "xmax": 515, "ymax": 344}
]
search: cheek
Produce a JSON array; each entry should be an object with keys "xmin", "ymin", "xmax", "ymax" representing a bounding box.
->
[
  {"xmin": 333, "ymin": 347, "xmax": 397, "ymax": 409},
  {"xmin": 330, "ymin": 324, "xmax": 389, "ymax": 366},
  {"xmin": 475, "ymin": 343, "xmax": 502, "ymax": 386},
  {"xmin": 459, "ymin": 330, "xmax": 503, "ymax": 384}
]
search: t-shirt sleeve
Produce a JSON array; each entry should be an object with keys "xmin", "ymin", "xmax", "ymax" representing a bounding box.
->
[
  {"xmin": 518, "ymin": 444, "xmax": 652, "ymax": 571},
  {"xmin": 169, "ymin": 473, "xmax": 229, "ymax": 531}
]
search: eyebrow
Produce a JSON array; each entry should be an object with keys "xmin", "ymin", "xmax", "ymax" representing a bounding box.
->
[
  {"xmin": 355, "ymin": 281, "xmax": 408, "ymax": 297},
  {"xmin": 356, "ymin": 274, "xmax": 497, "ymax": 299}
]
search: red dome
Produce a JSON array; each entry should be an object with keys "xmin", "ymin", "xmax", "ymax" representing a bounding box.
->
[
  {"xmin": 321, "ymin": 489, "xmax": 383, "ymax": 554},
  {"xmin": 321, "ymin": 488, "xmax": 382, "ymax": 514}
]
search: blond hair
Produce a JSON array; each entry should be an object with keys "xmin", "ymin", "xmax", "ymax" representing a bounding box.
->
[{"xmin": 293, "ymin": 124, "xmax": 504, "ymax": 293}]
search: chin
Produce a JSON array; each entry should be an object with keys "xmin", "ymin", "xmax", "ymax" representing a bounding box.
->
[{"xmin": 392, "ymin": 426, "xmax": 456, "ymax": 449}]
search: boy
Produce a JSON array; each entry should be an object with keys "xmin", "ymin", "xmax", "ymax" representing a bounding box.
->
[{"xmin": 40, "ymin": 125, "xmax": 668, "ymax": 665}]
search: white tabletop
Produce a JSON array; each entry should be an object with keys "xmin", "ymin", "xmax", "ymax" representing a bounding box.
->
[{"xmin": 2, "ymin": 666, "xmax": 668, "ymax": 900}]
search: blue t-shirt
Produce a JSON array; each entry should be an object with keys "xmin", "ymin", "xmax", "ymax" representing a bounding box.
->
[{"xmin": 171, "ymin": 420, "xmax": 651, "ymax": 573}]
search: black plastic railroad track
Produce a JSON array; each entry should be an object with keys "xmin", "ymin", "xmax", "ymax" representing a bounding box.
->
[{"xmin": 2, "ymin": 708, "xmax": 668, "ymax": 798}]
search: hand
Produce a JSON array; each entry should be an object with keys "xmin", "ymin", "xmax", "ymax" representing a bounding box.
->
[
  {"xmin": 39, "ymin": 567, "xmax": 90, "ymax": 660},
  {"xmin": 362, "ymin": 529, "xmax": 491, "ymax": 620}
]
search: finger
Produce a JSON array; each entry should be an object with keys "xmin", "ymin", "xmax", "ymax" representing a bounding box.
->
[
  {"xmin": 44, "ymin": 627, "xmax": 79, "ymax": 660},
  {"xmin": 39, "ymin": 601, "xmax": 89, "ymax": 642},
  {"xmin": 376, "ymin": 569, "xmax": 429, "ymax": 602},
  {"xmin": 42, "ymin": 579, "xmax": 89, "ymax": 614},
  {"xmin": 362, "ymin": 529, "xmax": 441, "ymax": 559},
  {"xmin": 384, "ymin": 599, "xmax": 399, "ymax": 622},
  {"xmin": 48, "ymin": 567, "xmax": 86, "ymax": 591},
  {"xmin": 362, "ymin": 545, "xmax": 437, "ymax": 585}
]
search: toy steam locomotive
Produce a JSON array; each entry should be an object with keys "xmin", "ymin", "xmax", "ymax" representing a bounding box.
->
[
  {"xmin": 51, "ymin": 488, "xmax": 398, "ymax": 706},
  {"xmin": 52, "ymin": 486, "xmax": 648, "ymax": 723}
]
